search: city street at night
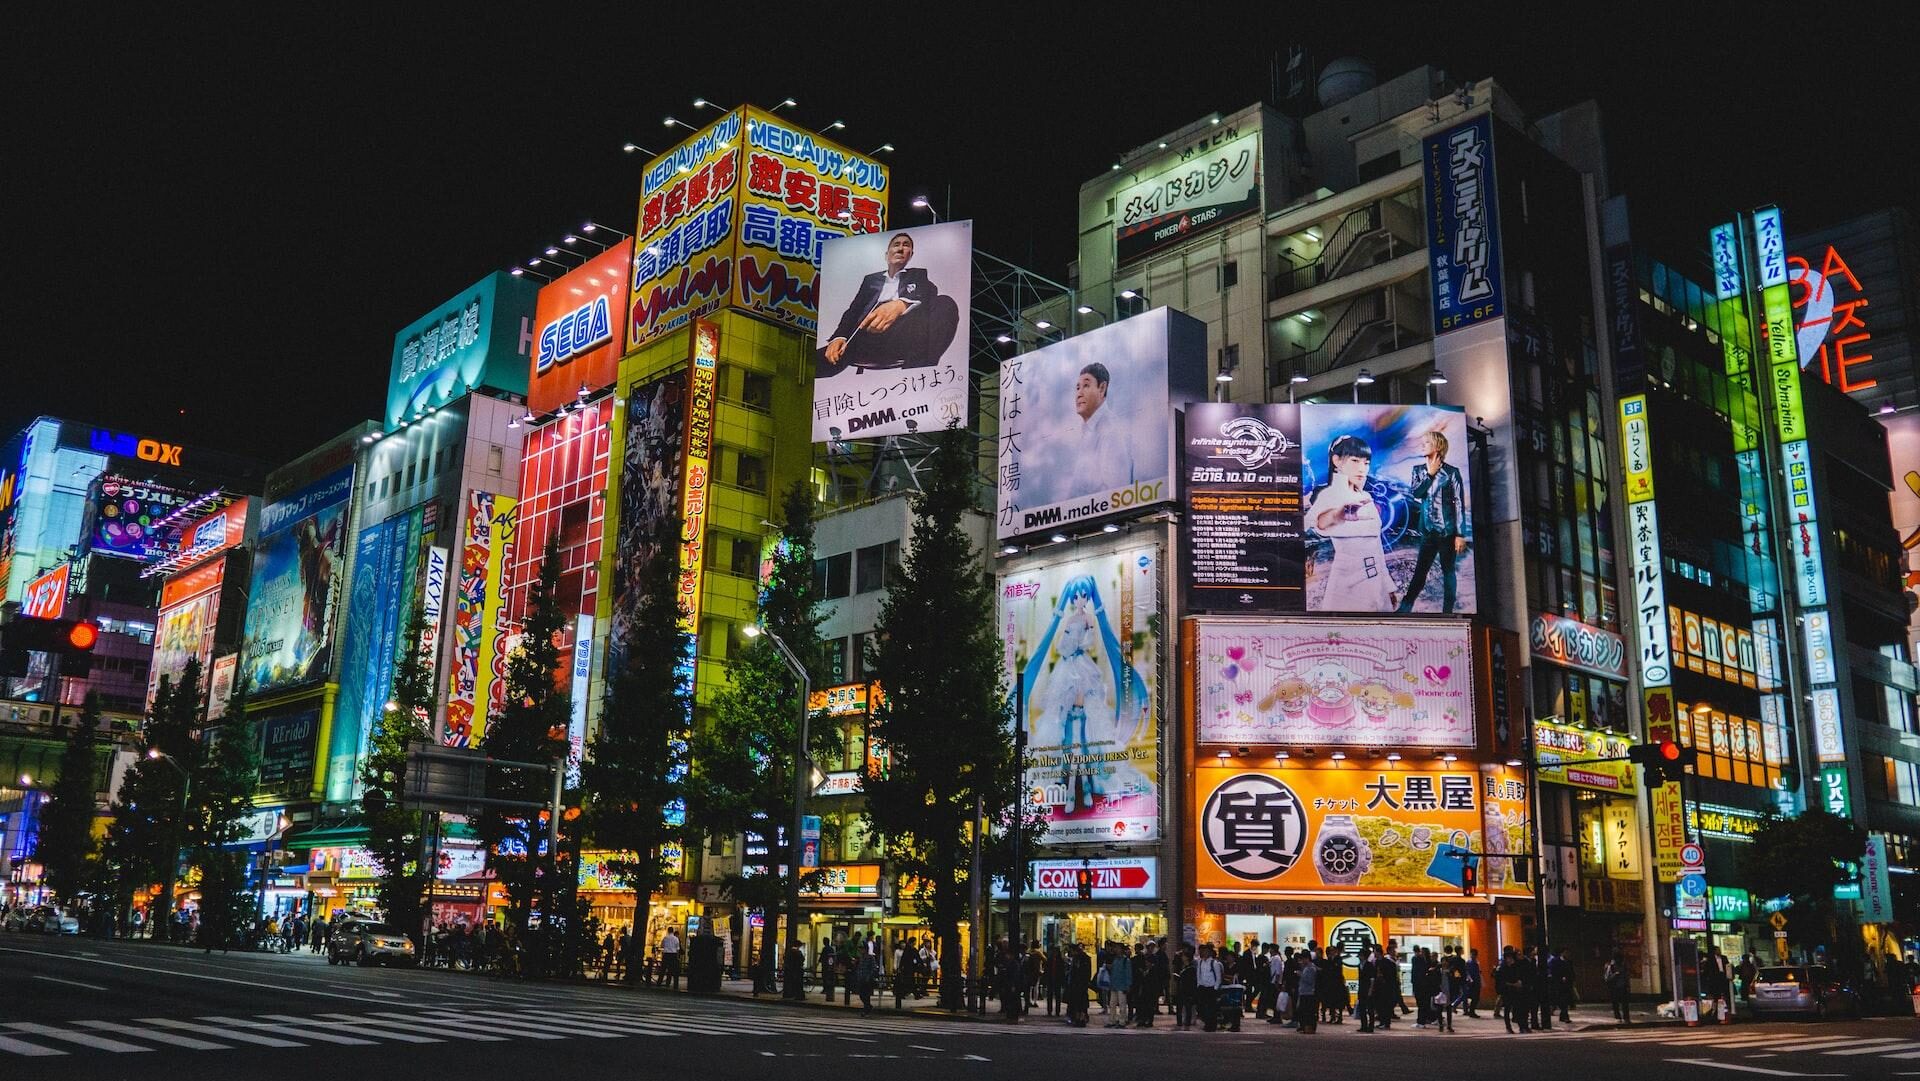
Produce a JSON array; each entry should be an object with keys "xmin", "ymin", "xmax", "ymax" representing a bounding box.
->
[{"xmin": 3, "ymin": 935, "xmax": 1919, "ymax": 1080}]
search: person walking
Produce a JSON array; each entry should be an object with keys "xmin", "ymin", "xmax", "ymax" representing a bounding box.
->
[
  {"xmin": 660, "ymin": 926, "xmax": 683, "ymax": 991},
  {"xmin": 1526, "ymin": 945, "xmax": 1552, "ymax": 1031},
  {"xmin": 1412, "ymin": 945, "xmax": 1435, "ymax": 1028},
  {"xmin": 1703, "ymin": 944, "xmax": 1734, "ymax": 1024},
  {"xmin": 1172, "ymin": 946, "xmax": 1196, "ymax": 1030},
  {"xmin": 1737, "ymin": 952, "xmax": 1759, "ymax": 1009},
  {"xmin": 1280, "ymin": 946, "xmax": 1302, "ymax": 1028},
  {"xmin": 1195, "ymin": 943, "xmax": 1225, "ymax": 1031},
  {"xmin": 895, "ymin": 940, "xmax": 915, "ymax": 1011},
  {"xmin": 1551, "ymin": 947, "xmax": 1575, "ymax": 1024},
  {"xmin": 1136, "ymin": 941, "xmax": 1163, "ymax": 1028},
  {"xmin": 856, "ymin": 944, "xmax": 879, "ymax": 1016},
  {"xmin": 1504, "ymin": 947, "xmax": 1534, "ymax": 1034},
  {"xmin": 1374, "ymin": 946, "xmax": 1400, "ymax": 1030},
  {"xmin": 820, "ymin": 939, "xmax": 838, "ymax": 1002},
  {"xmin": 1045, "ymin": 944, "xmax": 1064, "ymax": 1017},
  {"xmin": 1356, "ymin": 947, "xmax": 1378, "ymax": 1033},
  {"xmin": 1066, "ymin": 942, "xmax": 1092, "ymax": 1027},
  {"xmin": 1464, "ymin": 947, "xmax": 1483, "ymax": 1017},
  {"xmin": 1107, "ymin": 943, "xmax": 1134, "ymax": 1028},
  {"xmin": 1436, "ymin": 946, "xmax": 1460, "ymax": 1032},
  {"xmin": 1322, "ymin": 948, "xmax": 1349, "ymax": 1024},
  {"xmin": 1604, "ymin": 950, "xmax": 1632, "ymax": 1024},
  {"xmin": 1294, "ymin": 945, "xmax": 1320, "ymax": 1033}
]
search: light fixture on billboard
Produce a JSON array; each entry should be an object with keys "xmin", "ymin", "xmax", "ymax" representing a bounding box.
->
[
  {"xmin": 521, "ymin": 410, "xmax": 537, "ymax": 424},
  {"xmin": 1049, "ymin": 533, "xmax": 1069, "ymax": 544},
  {"xmin": 692, "ymin": 98, "xmax": 714, "ymax": 110},
  {"xmin": 620, "ymin": 143, "xmax": 651, "ymax": 154},
  {"xmin": 528, "ymin": 258, "xmax": 543, "ymax": 267},
  {"xmin": 774, "ymin": 97, "xmax": 798, "ymax": 111},
  {"xmin": 1215, "ymin": 370, "xmax": 1234, "ymax": 383},
  {"xmin": 545, "ymin": 247, "xmax": 559, "ymax": 256},
  {"xmin": 1881, "ymin": 400, "xmax": 1896, "ymax": 415},
  {"xmin": 1329, "ymin": 750, "xmax": 1347, "ymax": 761},
  {"xmin": 1033, "ymin": 320, "xmax": 1054, "ymax": 331},
  {"xmin": 827, "ymin": 120, "xmax": 846, "ymax": 131},
  {"xmin": 1216, "ymin": 750, "xmax": 1231, "ymax": 761},
  {"xmin": 871, "ymin": 143, "xmax": 894, "ymax": 154},
  {"xmin": 577, "ymin": 383, "xmax": 591, "ymax": 399},
  {"xmin": 1210, "ymin": 115, "xmax": 1221, "ymax": 125},
  {"xmin": 1505, "ymin": 757, "xmax": 1524, "ymax": 767},
  {"xmin": 581, "ymin": 220, "xmax": 631, "ymax": 239},
  {"xmin": 1442, "ymin": 753, "xmax": 1459, "ymax": 763},
  {"xmin": 1111, "ymin": 163, "xmax": 1121, "ymax": 171},
  {"xmin": 1075, "ymin": 305, "xmax": 1094, "ymax": 314},
  {"xmin": 995, "ymin": 334, "xmax": 1015, "ymax": 345},
  {"xmin": 507, "ymin": 415, "xmax": 521, "ymax": 430},
  {"xmin": 1118, "ymin": 289, "xmax": 1140, "ymax": 300},
  {"xmin": 1692, "ymin": 701, "xmax": 1713, "ymax": 716},
  {"xmin": 1352, "ymin": 369, "xmax": 1375, "ymax": 402},
  {"xmin": 911, "ymin": 196, "xmax": 938, "ymax": 223},
  {"xmin": 1000, "ymin": 544, "xmax": 1020, "ymax": 556},
  {"xmin": 664, "ymin": 116, "xmax": 697, "ymax": 131},
  {"xmin": 1101, "ymin": 523, "xmax": 1119, "ymax": 534},
  {"xmin": 1386, "ymin": 751, "xmax": 1401, "ymax": 762},
  {"xmin": 1157, "ymin": 142, "xmax": 1167, "ymax": 149},
  {"xmin": 1287, "ymin": 371, "xmax": 1309, "ymax": 403},
  {"xmin": 1274, "ymin": 751, "xmax": 1289, "ymax": 761},
  {"xmin": 1428, "ymin": 372, "xmax": 1449, "ymax": 385}
]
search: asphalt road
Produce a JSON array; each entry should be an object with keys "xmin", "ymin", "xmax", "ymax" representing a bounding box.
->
[{"xmin": 3, "ymin": 931, "xmax": 1917, "ymax": 1080}]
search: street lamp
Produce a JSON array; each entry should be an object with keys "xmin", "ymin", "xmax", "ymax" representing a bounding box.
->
[
  {"xmin": 1352, "ymin": 368, "xmax": 1375, "ymax": 403},
  {"xmin": 1288, "ymin": 371, "xmax": 1310, "ymax": 403},
  {"xmin": 146, "ymin": 748, "xmax": 192, "ymax": 942},
  {"xmin": 741, "ymin": 622, "xmax": 811, "ymax": 1001},
  {"xmin": 911, "ymin": 196, "xmax": 938, "ymax": 223}
]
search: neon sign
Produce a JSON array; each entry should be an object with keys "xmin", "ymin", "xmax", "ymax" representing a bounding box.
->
[
  {"xmin": 1790, "ymin": 245, "xmax": 1876, "ymax": 394},
  {"xmin": 535, "ymin": 295, "xmax": 613, "ymax": 374}
]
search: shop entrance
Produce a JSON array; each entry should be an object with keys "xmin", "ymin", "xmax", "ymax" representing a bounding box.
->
[{"xmin": 1036, "ymin": 911, "xmax": 1166, "ymax": 950}]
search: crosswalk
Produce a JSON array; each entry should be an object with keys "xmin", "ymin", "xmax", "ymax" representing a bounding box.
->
[
  {"xmin": 0, "ymin": 1002, "xmax": 1041, "ymax": 1058},
  {"xmin": 1436, "ymin": 1021, "xmax": 1920, "ymax": 1064}
]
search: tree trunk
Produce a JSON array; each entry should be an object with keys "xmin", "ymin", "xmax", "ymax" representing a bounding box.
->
[
  {"xmin": 939, "ymin": 925, "xmax": 964, "ymax": 1009},
  {"xmin": 759, "ymin": 912, "xmax": 777, "ymax": 991}
]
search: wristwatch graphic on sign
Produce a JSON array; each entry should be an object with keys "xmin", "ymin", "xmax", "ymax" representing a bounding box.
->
[{"xmin": 1313, "ymin": 815, "xmax": 1373, "ymax": 885}]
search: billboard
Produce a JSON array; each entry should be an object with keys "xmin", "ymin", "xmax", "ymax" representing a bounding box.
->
[
  {"xmin": 178, "ymin": 498, "xmax": 249, "ymax": 564},
  {"xmin": 257, "ymin": 705, "xmax": 321, "ymax": 799},
  {"xmin": 607, "ymin": 368, "xmax": 687, "ymax": 676},
  {"xmin": 995, "ymin": 307, "xmax": 1207, "ymax": 540},
  {"xmin": 1192, "ymin": 619, "xmax": 1474, "ymax": 748},
  {"xmin": 386, "ymin": 271, "xmax": 539, "ymax": 429},
  {"xmin": 812, "ymin": 220, "xmax": 971, "ymax": 441},
  {"xmin": 1422, "ymin": 114, "xmax": 1504, "ymax": 335},
  {"xmin": 444, "ymin": 491, "xmax": 516, "ymax": 748},
  {"xmin": 529, "ymin": 239, "xmax": 631, "ymax": 415},
  {"xmin": 1194, "ymin": 764, "xmax": 1531, "ymax": 895},
  {"xmin": 1115, "ymin": 128, "xmax": 1261, "ymax": 264},
  {"xmin": 331, "ymin": 509, "xmax": 423, "ymax": 799},
  {"xmin": 150, "ymin": 584, "xmax": 221, "ymax": 708},
  {"xmin": 1002, "ymin": 544, "xmax": 1160, "ymax": 844},
  {"xmin": 629, "ymin": 111, "xmax": 741, "ymax": 348},
  {"xmin": 242, "ymin": 466, "xmax": 354, "ymax": 695},
  {"xmin": 1534, "ymin": 719, "xmax": 1636, "ymax": 795},
  {"xmin": 21, "ymin": 564, "xmax": 68, "ymax": 619},
  {"xmin": 1182, "ymin": 402, "xmax": 1475, "ymax": 614},
  {"xmin": 89, "ymin": 473, "xmax": 193, "ymax": 561},
  {"xmin": 206, "ymin": 653, "xmax": 237, "ymax": 720}
]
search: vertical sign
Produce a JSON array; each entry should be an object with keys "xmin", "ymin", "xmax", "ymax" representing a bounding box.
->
[
  {"xmin": 679, "ymin": 321, "xmax": 718, "ymax": 645},
  {"xmin": 445, "ymin": 492, "xmax": 517, "ymax": 748},
  {"xmin": 1621, "ymin": 397, "xmax": 1655, "ymax": 503},
  {"xmin": 566, "ymin": 613, "xmax": 593, "ymax": 787},
  {"xmin": 1710, "ymin": 222, "xmax": 1743, "ymax": 301},
  {"xmin": 1421, "ymin": 114, "xmax": 1504, "ymax": 334},
  {"xmin": 1622, "ymin": 392, "xmax": 1684, "ymax": 883},
  {"xmin": 1863, "ymin": 835, "xmax": 1894, "ymax": 924}
]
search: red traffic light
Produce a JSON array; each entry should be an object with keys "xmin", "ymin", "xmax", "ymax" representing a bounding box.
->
[
  {"xmin": 1658, "ymin": 740, "xmax": 1681, "ymax": 761},
  {"xmin": 66, "ymin": 621, "xmax": 99, "ymax": 651}
]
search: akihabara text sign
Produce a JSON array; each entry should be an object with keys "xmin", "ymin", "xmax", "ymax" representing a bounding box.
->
[
  {"xmin": 1422, "ymin": 114, "xmax": 1503, "ymax": 334},
  {"xmin": 811, "ymin": 220, "xmax": 971, "ymax": 441},
  {"xmin": 995, "ymin": 307, "xmax": 1207, "ymax": 540},
  {"xmin": 387, "ymin": 271, "xmax": 538, "ymax": 429},
  {"xmin": 1114, "ymin": 127, "xmax": 1261, "ymax": 264},
  {"xmin": 1002, "ymin": 545, "xmax": 1161, "ymax": 844},
  {"xmin": 1194, "ymin": 619, "xmax": 1474, "ymax": 748}
]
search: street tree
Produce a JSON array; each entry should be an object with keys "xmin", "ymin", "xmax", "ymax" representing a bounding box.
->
[
  {"xmin": 362, "ymin": 604, "xmax": 436, "ymax": 947},
  {"xmin": 687, "ymin": 481, "xmax": 828, "ymax": 986},
  {"xmin": 860, "ymin": 428, "xmax": 1029, "ymax": 1009},
  {"xmin": 190, "ymin": 691, "xmax": 260, "ymax": 952},
  {"xmin": 102, "ymin": 664, "xmax": 203, "ymax": 938},
  {"xmin": 584, "ymin": 517, "xmax": 689, "ymax": 945},
  {"xmin": 33, "ymin": 693, "xmax": 105, "ymax": 904},
  {"xmin": 477, "ymin": 537, "xmax": 572, "ymax": 945},
  {"xmin": 1744, "ymin": 807, "xmax": 1869, "ymax": 971}
]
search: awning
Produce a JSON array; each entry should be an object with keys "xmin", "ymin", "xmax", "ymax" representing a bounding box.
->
[{"xmin": 283, "ymin": 823, "xmax": 369, "ymax": 851}]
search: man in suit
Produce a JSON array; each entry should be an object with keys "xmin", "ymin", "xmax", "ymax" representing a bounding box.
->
[
  {"xmin": 815, "ymin": 232, "xmax": 960, "ymax": 378},
  {"xmin": 1396, "ymin": 428, "xmax": 1469, "ymax": 613}
]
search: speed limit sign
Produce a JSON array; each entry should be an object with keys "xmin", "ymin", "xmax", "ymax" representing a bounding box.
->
[{"xmin": 1680, "ymin": 843, "xmax": 1704, "ymax": 869}]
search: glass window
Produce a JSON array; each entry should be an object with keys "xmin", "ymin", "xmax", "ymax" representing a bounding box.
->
[
  {"xmin": 815, "ymin": 552, "xmax": 851, "ymax": 599},
  {"xmin": 734, "ymin": 451, "xmax": 768, "ymax": 492},
  {"xmin": 741, "ymin": 370, "xmax": 774, "ymax": 411}
]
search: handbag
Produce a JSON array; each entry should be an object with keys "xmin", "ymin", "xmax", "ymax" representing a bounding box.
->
[
  {"xmin": 1276, "ymin": 991, "xmax": 1291, "ymax": 1014},
  {"xmin": 1426, "ymin": 830, "xmax": 1476, "ymax": 887}
]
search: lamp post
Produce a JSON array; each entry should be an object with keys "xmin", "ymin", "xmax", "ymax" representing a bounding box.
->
[
  {"xmin": 911, "ymin": 196, "xmax": 939, "ymax": 224},
  {"xmin": 742, "ymin": 623, "xmax": 811, "ymax": 1001},
  {"xmin": 146, "ymin": 748, "xmax": 192, "ymax": 942}
]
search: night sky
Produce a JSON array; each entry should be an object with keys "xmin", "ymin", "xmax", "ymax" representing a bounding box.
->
[{"xmin": 11, "ymin": 8, "xmax": 1916, "ymax": 467}]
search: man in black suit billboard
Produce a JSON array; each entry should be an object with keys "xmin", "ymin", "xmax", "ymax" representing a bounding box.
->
[{"xmin": 814, "ymin": 232, "xmax": 960, "ymax": 378}]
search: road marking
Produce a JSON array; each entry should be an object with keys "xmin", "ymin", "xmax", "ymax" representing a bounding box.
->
[
  {"xmin": 2, "ymin": 1021, "xmax": 150, "ymax": 1053},
  {"xmin": 28, "ymin": 974, "xmax": 110, "ymax": 991},
  {"xmin": 838, "ymin": 1035, "xmax": 878, "ymax": 1043},
  {"xmin": 0, "ymin": 1033, "xmax": 64, "ymax": 1056},
  {"xmin": 0, "ymin": 945, "xmax": 368, "ymax": 1002},
  {"xmin": 392, "ymin": 1011, "xmax": 574, "ymax": 1039},
  {"xmin": 72, "ymin": 1020, "xmax": 229, "ymax": 1050},
  {"xmin": 197, "ymin": 1016, "xmax": 377, "ymax": 1046},
  {"xmin": 254, "ymin": 1014, "xmax": 444, "ymax": 1043},
  {"xmin": 319, "ymin": 983, "xmax": 403, "ymax": 998},
  {"xmin": 313, "ymin": 1013, "xmax": 510, "ymax": 1041},
  {"xmin": 1665, "ymin": 1059, "xmax": 1844, "ymax": 1077},
  {"xmin": 140, "ymin": 1018, "xmax": 307, "ymax": 1047},
  {"xmin": 909, "ymin": 1044, "xmax": 946, "ymax": 1052}
]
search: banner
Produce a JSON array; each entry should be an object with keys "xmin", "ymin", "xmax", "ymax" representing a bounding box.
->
[
  {"xmin": 149, "ymin": 575, "xmax": 223, "ymax": 709},
  {"xmin": 21, "ymin": 564, "xmax": 68, "ymax": 619},
  {"xmin": 1002, "ymin": 544, "xmax": 1161, "ymax": 844},
  {"xmin": 1422, "ymin": 113, "xmax": 1504, "ymax": 334},
  {"xmin": 1183, "ymin": 402, "xmax": 1476, "ymax": 614},
  {"xmin": 1115, "ymin": 129, "xmax": 1261, "ymax": 264},
  {"xmin": 1533, "ymin": 719, "xmax": 1636, "ymax": 795},
  {"xmin": 607, "ymin": 369, "xmax": 688, "ymax": 677},
  {"xmin": 257, "ymin": 705, "xmax": 321, "ymax": 799},
  {"xmin": 444, "ymin": 491, "xmax": 516, "ymax": 748},
  {"xmin": 1193, "ymin": 619, "xmax": 1473, "ymax": 748},
  {"xmin": 206, "ymin": 654, "xmax": 237, "ymax": 720},
  {"xmin": 242, "ymin": 466, "xmax": 354, "ymax": 696},
  {"xmin": 89, "ymin": 473, "xmax": 193, "ymax": 561},
  {"xmin": 331, "ymin": 509, "xmax": 422, "ymax": 800},
  {"xmin": 812, "ymin": 220, "xmax": 970, "ymax": 441},
  {"xmin": 996, "ymin": 308, "xmax": 1206, "ymax": 539},
  {"xmin": 1193, "ymin": 764, "xmax": 1529, "ymax": 896}
]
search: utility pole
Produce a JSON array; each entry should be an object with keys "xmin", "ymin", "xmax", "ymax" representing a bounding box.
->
[{"xmin": 1007, "ymin": 676, "xmax": 1027, "ymax": 1016}]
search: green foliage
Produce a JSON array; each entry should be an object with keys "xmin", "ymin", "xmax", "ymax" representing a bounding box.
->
[
  {"xmin": 584, "ymin": 517, "xmax": 689, "ymax": 917},
  {"xmin": 1743, "ymin": 807, "xmax": 1868, "ymax": 966},
  {"xmin": 102, "ymin": 663, "xmax": 204, "ymax": 937},
  {"xmin": 361, "ymin": 604, "xmax": 436, "ymax": 943},
  {"xmin": 859, "ymin": 429, "xmax": 1027, "ymax": 1008},
  {"xmin": 477, "ymin": 538, "xmax": 571, "ymax": 932},
  {"xmin": 33, "ymin": 694, "xmax": 104, "ymax": 903},
  {"xmin": 191, "ymin": 682, "xmax": 260, "ymax": 950}
]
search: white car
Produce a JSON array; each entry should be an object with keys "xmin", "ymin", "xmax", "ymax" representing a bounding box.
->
[{"xmin": 38, "ymin": 909, "xmax": 80, "ymax": 935}]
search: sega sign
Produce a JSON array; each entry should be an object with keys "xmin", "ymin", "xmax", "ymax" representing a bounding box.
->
[{"xmin": 536, "ymin": 295, "xmax": 613, "ymax": 374}]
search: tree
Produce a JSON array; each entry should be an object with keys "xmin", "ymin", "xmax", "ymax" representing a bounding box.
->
[
  {"xmin": 584, "ymin": 516, "xmax": 689, "ymax": 945},
  {"xmin": 476, "ymin": 538, "xmax": 571, "ymax": 944},
  {"xmin": 362, "ymin": 604, "xmax": 436, "ymax": 947},
  {"xmin": 687, "ymin": 481, "xmax": 828, "ymax": 988},
  {"xmin": 102, "ymin": 664, "xmax": 202, "ymax": 939},
  {"xmin": 33, "ymin": 694, "xmax": 104, "ymax": 904},
  {"xmin": 189, "ymin": 691, "xmax": 259, "ymax": 952},
  {"xmin": 1743, "ymin": 807, "xmax": 1869, "ymax": 973},
  {"xmin": 861, "ymin": 428, "xmax": 1032, "ymax": 1009}
]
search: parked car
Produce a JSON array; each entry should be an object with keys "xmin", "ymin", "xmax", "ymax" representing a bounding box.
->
[
  {"xmin": 1751, "ymin": 965, "xmax": 1861, "ymax": 1019},
  {"xmin": 38, "ymin": 909, "xmax": 80, "ymax": 935},
  {"xmin": 327, "ymin": 920, "xmax": 417, "ymax": 967},
  {"xmin": 2, "ymin": 907, "xmax": 39, "ymax": 931}
]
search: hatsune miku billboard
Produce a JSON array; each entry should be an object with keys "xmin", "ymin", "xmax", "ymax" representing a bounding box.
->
[{"xmin": 1001, "ymin": 544, "xmax": 1161, "ymax": 845}]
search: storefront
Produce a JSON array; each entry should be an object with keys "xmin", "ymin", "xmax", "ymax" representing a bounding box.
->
[
  {"xmin": 799, "ymin": 862, "xmax": 888, "ymax": 966},
  {"xmin": 1189, "ymin": 758, "xmax": 1536, "ymax": 989},
  {"xmin": 996, "ymin": 857, "xmax": 1168, "ymax": 951}
]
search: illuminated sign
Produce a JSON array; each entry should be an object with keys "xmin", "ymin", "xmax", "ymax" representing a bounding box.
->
[
  {"xmin": 21, "ymin": 564, "xmax": 69, "ymax": 619},
  {"xmin": 1620, "ymin": 396, "xmax": 1654, "ymax": 503},
  {"xmin": 1533, "ymin": 720, "xmax": 1636, "ymax": 794},
  {"xmin": 1791, "ymin": 245, "xmax": 1878, "ymax": 394},
  {"xmin": 1802, "ymin": 609, "xmax": 1836, "ymax": 685},
  {"xmin": 1627, "ymin": 499, "xmax": 1670, "ymax": 686},
  {"xmin": 802, "ymin": 863, "xmax": 880, "ymax": 900},
  {"xmin": 179, "ymin": 498, "xmax": 249, "ymax": 564},
  {"xmin": 386, "ymin": 271, "xmax": 538, "ymax": 429},
  {"xmin": 1753, "ymin": 208, "xmax": 1787, "ymax": 288},
  {"xmin": 444, "ymin": 491, "xmax": 517, "ymax": 748},
  {"xmin": 1423, "ymin": 114, "xmax": 1504, "ymax": 334},
  {"xmin": 1651, "ymin": 779, "xmax": 1687, "ymax": 884},
  {"xmin": 1710, "ymin": 222, "xmax": 1742, "ymax": 300},
  {"xmin": 1820, "ymin": 764, "xmax": 1852, "ymax": 817},
  {"xmin": 1709, "ymin": 886, "xmax": 1751, "ymax": 922},
  {"xmin": 1115, "ymin": 128, "xmax": 1261, "ymax": 263},
  {"xmin": 678, "ymin": 321, "xmax": 718, "ymax": 641},
  {"xmin": 529, "ymin": 239, "xmax": 630, "ymax": 415},
  {"xmin": 537, "ymin": 296, "xmax": 611, "ymax": 373},
  {"xmin": 91, "ymin": 474, "xmax": 193, "ymax": 562},
  {"xmin": 85, "ymin": 428, "xmax": 184, "ymax": 467},
  {"xmin": 1812, "ymin": 687, "xmax": 1845, "ymax": 763},
  {"xmin": 1530, "ymin": 612, "xmax": 1627, "ymax": 680},
  {"xmin": 807, "ymin": 681, "xmax": 881, "ymax": 717},
  {"xmin": 993, "ymin": 858, "xmax": 1162, "ymax": 901},
  {"xmin": 1690, "ymin": 802, "xmax": 1763, "ymax": 843}
]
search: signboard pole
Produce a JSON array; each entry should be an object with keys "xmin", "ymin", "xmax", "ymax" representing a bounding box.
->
[{"xmin": 1007, "ymin": 675, "xmax": 1026, "ymax": 1016}]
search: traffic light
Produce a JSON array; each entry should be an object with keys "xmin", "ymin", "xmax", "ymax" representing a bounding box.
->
[
  {"xmin": 1075, "ymin": 860, "xmax": 1093, "ymax": 901},
  {"xmin": 0, "ymin": 616, "xmax": 101, "ymax": 678},
  {"xmin": 1628, "ymin": 739, "xmax": 1697, "ymax": 787},
  {"xmin": 1461, "ymin": 859, "xmax": 1478, "ymax": 897}
]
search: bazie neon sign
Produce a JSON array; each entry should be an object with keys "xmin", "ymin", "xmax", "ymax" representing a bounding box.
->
[{"xmin": 535, "ymin": 295, "xmax": 612, "ymax": 373}]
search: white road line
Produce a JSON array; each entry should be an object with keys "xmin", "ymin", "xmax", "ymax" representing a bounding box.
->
[
  {"xmin": 1825, "ymin": 1040, "xmax": 1920, "ymax": 1056},
  {"xmin": 196, "ymin": 1016, "xmax": 377, "ymax": 1046},
  {"xmin": 313, "ymin": 1013, "xmax": 511, "ymax": 1041},
  {"xmin": 0, "ymin": 945, "xmax": 368, "ymax": 1002},
  {"xmin": 140, "ymin": 1017, "xmax": 308, "ymax": 1048},
  {"xmin": 0, "ymin": 1033, "xmax": 65, "ymax": 1056},
  {"xmin": 72, "ymin": 1020, "xmax": 229, "ymax": 1050},
  {"xmin": 254, "ymin": 1014, "xmax": 445, "ymax": 1043},
  {"xmin": 395, "ymin": 1011, "xmax": 575, "ymax": 1039},
  {"xmin": 28, "ymin": 974, "xmax": 111, "ymax": 991},
  {"xmin": 2, "ymin": 1021, "xmax": 151, "ymax": 1053},
  {"xmin": 1664, "ymin": 1058, "xmax": 1843, "ymax": 1077},
  {"xmin": 909, "ymin": 1044, "xmax": 946, "ymax": 1052}
]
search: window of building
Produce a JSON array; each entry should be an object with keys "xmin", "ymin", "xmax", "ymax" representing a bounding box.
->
[
  {"xmin": 815, "ymin": 552, "xmax": 852, "ymax": 599},
  {"xmin": 1675, "ymin": 700, "xmax": 1777, "ymax": 790},
  {"xmin": 1220, "ymin": 261, "xmax": 1239, "ymax": 290},
  {"xmin": 1357, "ymin": 151, "xmax": 1400, "ymax": 183},
  {"xmin": 854, "ymin": 541, "xmax": 898, "ymax": 594},
  {"xmin": 558, "ymin": 500, "xmax": 590, "ymax": 552},
  {"xmin": 733, "ymin": 451, "xmax": 768, "ymax": 492},
  {"xmin": 741, "ymin": 370, "xmax": 774, "ymax": 411},
  {"xmin": 700, "ymin": 618, "xmax": 734, "ymax": 659},
  {"xmin": 488, "ymin": 446, "xmax": 504, "ymax": 474},
  {"xmin": 405, "ymin": 462, "xmax": 416, "ymax": 488}
]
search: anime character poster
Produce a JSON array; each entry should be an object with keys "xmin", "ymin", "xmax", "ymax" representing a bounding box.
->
[
  {"xmin": 606, "ymin": 369, "xmax": 688, "ymax": 677},
  {"xmin": 242, "ymin": 466, "xmax": 354, "ymax": 695},
  {"xmin": 1300, "ymin": 404, "xmax": 1475, "ymax": 614},
  {"xmin": 1002, "ymin": 544, "xmax": 1160, "ymax": 844}
]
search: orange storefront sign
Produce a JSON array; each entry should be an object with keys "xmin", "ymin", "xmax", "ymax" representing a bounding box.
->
[
  {"xmin": 1194, "ymin": 762, "xmax": 1530, "ymax": 897},
  {"xmin": 161, "ymin": 558, "xmax": 225, "ymax": 608},
  {"xmin": 527, "ymin": 238, "xmax": 631, "ymax": 415}
]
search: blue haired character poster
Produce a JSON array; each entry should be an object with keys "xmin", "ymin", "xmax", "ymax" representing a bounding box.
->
[{"xmin": 1002, "ymin": 545, "xmax": 1160, "ymax": 844}]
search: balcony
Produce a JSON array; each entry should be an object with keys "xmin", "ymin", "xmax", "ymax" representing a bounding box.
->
[
  {"xmin": 1268, "ymin": 279, "xmax": 1430, "ymax": 387},
  {"xmin": 1271, "ymin": 194, "xmax": 1423, "ymax": 303}
]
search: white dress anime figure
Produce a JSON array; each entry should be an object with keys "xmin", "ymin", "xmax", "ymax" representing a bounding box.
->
[
  {"xmin": 1023, "ymin": 575, "xmax": 1151, "ymax": 812},
  {"xmin": 1308, "ymin": 433, "xmax": 1395, "ymax": 611}
]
